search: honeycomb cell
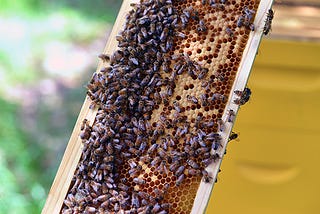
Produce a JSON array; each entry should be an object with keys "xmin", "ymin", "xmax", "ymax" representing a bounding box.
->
[{"xmin": 61, "ymin": 0, "xmax": 261, "ymax": 213}]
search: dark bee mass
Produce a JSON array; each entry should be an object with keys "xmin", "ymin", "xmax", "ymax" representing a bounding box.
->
[{"xmin": 61, "ymin": 0, "xmax": 260, "ymax": 213}]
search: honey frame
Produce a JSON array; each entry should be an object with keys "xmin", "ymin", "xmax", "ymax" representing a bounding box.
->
[{"xmin": 42, "ymin": 0, "xmax": 274, "ymax": 213}]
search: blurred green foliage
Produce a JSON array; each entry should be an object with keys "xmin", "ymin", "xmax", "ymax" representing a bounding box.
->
[
  {"xmin": 0, "ymin": 98, "xmax": 46, "ymax": 213},
  {"xmin": 0, "ymin": 0, "xmax": 121, "ymax": 88},
  {"xmin": 0, "ymin": 0, "xmax": 121, "ymax": 22},
  {"xmin": 0, "ymin": 0, "xmax": 121, "ymax": 213}
]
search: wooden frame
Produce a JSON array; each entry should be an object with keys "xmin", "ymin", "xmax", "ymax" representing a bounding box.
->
[
  {"xmin": 191, "ymin": 0, "xmax": 274, "ymax": 213},
  {"xmin": 42, "ymin": 0, "xmax": 274, "ymax": 213},
  {"xmin": 41, "ymin": 1, "xmax": 139, "ymax": 213}
]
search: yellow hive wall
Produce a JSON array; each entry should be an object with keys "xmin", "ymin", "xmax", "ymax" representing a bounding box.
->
[{"xmin": 208, "ymin": 39, "xmax": 320, "ymax": 214}]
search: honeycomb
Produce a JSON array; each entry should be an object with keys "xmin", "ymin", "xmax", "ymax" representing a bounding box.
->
[{"xmin": 61, "ymin": 0, "xmax": 259, "ymax": 213}]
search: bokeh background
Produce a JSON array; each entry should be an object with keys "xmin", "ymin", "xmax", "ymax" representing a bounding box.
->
[
  {"xmin": 0, "ymin": 0, "xmax": 319, "ymax": 214},
  {"xmin": 0, "ymin": 0, "xmax": 121, "ymax": 213}
]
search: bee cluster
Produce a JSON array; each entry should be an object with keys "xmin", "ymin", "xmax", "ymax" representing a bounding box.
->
[{"xmin": 61, "ymin": 0, "xmax": 259, "ymax": 213}]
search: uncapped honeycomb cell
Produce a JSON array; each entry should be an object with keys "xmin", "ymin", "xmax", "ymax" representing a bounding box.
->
[{"xmin": 61, "ymin": 0, "xmax": 259, "ymax": 213}]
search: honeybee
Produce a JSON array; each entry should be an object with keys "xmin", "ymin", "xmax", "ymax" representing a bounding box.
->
[
  {"xmin": 160, "ymin": 92, "xmax": 169, "ymax": 105},
  {"xmin": 128, "ymin": 159, "xmax": 137, "ymax": 169},
  {"xmin": 137, "ymin": 100, "xmax": 145, "ymax": 113},
  {"xmin": 249, "ymin": 24, "xmax": 255, "ymax": 31},
  {"xmin": 80, "ymin": 119, "xmax": 89, "ymax": 131},
  {"xmin": 202, "ymin": 170, "xmax": 213, "ymax": 183},
  {"xmin": 263, "ymin": 9, "xmax": 274, "ymax": 35},
  {"xmin": 137, "ymin": 191, "xmax": 149, "ymax": 200},
  {"xmin": 63, "ymin": 197, "xmax": 74, "ymax": 208},
  {"xmin": 187, "ymin": 159, "xmax": 200, "ymax": 169},
  {"xmin": 106, "ymin": 182, "xmax": 114, "ymax": 189},
  {"xmin": 150, "ymin": 203, "xmax": 160, "ymax": 213},
  {"xmin": 187, "ymin": 168, "xmax": 201, "ymax": 176},
  {"xmin": 175, "ymin": 31, "xmax": 186, "ymax": 39},
  {"xmin": 167, "ymin": 5, "xmax": 173, "ymax": 15},
  {"xmin": 211, "ymin": 141, "xmax": 221, "ymax": 150},
  {"xmin": 98, "ymin": 53, "xmax": 110, "ymax": 62},
  {"xmin": 173, "ymin": 100, "xmax": 182, "ymax": 113},
  {"xmin": 118, "ymin": 183, "xmax": 129, "ymax": 192},
  {"xmin": 157, "ymin": 161, "xmax": 169, "ymax": 174},
  {"xmin": 217, "ymin": 119, "xmax": 225, "ymax": 132},
  {"xmin": 198, "ymin": 67, "xmax": 209, "ymax": 80},
  {"xmin": 169, "ymin": 162, "xmax": 180, "ymax": 172},
  {"xmin": 197, "ymin": 20, "xmax": 207, "ymax": 32},
  {"xmin": 163, "ymin": 183, "xmax": 170, "ymax": 192},
  {"xmin": 195, "ymin": 115, "xmax": 203, "ymax": 128},
  {"xmin": 182, "ymin": 7, "xmax": 191, "ymax": 18},
  {"xmin": 139, "ymin": 141, "xmax": 147, "ymax": 153},
  {"xmin": 200, "ymin": 94, "xmax": 208, "ymax": 106},
  {"xmin": 131, "ymin": 192, "xmax": 140, "ymax": 208},
  {"xmin": 151, "ymin": 156, "xmax": 161, "ymax": 167},
  {"xmin": 140, "ymin": 155, "xmax": 152, "ymax": 164},
  {"xmin": 140, "ymin": 26, "xmax": 148, "ymax": 38},
  {"xmin": 154, "ymin": 188, "xmax": 164, "ymax": 200},
  {"xmin": 244, "ymin": 7, "xmax": 255, "ymax": 21},
  {"xmin": 227, "ymin": 109, "xmax": 236, "ymax": 122},
  {"xmin": 133, "ymin": 177, "xmax": 145, "ymax": 185},
  {"xmin": 187, "ymin": 143, "xmax": 198, "ymax": 157},
  {"xmin": 225, "ymin": 27, "xmax": 234, "ymax": 37},
  {"xmin": 212, "ymin": 153, "xmax": 221, "ymax": 161},
  {"xmin": 79, "ymin": 121, "xmax": 91, "ymax": 140},
  {"xmin": 202, "ymin": 157, "xmax": 214, "ymax": 167},
  {"xmin": 209, "ymin": 0, "xmax": 216, "ymax": 7},
  {"xmin": 128, "ymin": 166, "xmax": 142, "ymax": 177},
  {"xmin": 176, "ymin": 174, "xmax": 185, "ymax": 186},
  {"xmin": 129, "ymin": 57, "xmax": 139, "ymax": 66},
  {"xmin": 147, "ymin": 143, "xmax": 158, "ymax": 154},
  {"xmin": 187, "ymin": 95, "xmax": 198, "ymax": 104},
  {"xmin": 211, "ymin": 93, "xmax": 226, "ymax": 102},
  {"xmin": 198, "ymin": 139, "xmax": 207, "ymax": 147},
  {"xmin": 234, "ymin": 87, "xmax": 252, "ymax": 105},
  {"xmin": 85, "ymin": 206, "xmax": 96, "ymax": 213},
  {"xmin": 150, "ymin": 22, "xmax": 156, "ymax": 34},
  {"xmin": 90, "ymin": 181, "xmax": 102, "ymax": 193},
  {"xmin": 128, "ymin": 147, "xmax": 141, "ymax": 156},
  {"xmin": 157, "ymin": 147, "xmax": 167, "ymax": 159},
  {"xmin": 93, "ymin": 194, "xmax": 109, "ymax": 204},
  {"xmin": 113, "ymin": 203, "xmax": 120, "ymax": 212},
  {"xmin": 228, "ymin": 132, "xmax": 239, "ymax": 142},
  {"xmin": 160, "ymin": 27, "xmax": 169, "ymax": 42},
  {"xmin": 94, "ymin": 145, "xmax": 105, "ymax": 155},
  {"xmin": 101, "ymin": 200, "xmax": 110, "ymax": 209},
  {"xmin": 175, "ymin": 165, "xmax": 185, "ymax": 177},
  {"xmin": 196, "ymin": 147, "xmax": 210, "ymax": 156}
]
